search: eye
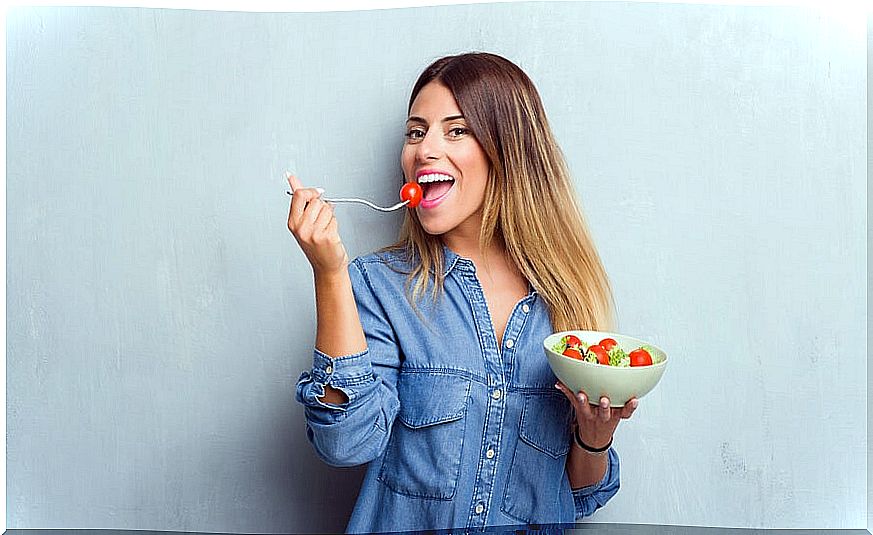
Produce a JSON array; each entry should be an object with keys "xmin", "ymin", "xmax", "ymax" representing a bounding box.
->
[
  {"xmin": 448, "ymin": 127, "xmax": 469, "ymax": 138},
  {"xmin": 405, "ymin": 127, "xmax": 425, "ymax": 143}
]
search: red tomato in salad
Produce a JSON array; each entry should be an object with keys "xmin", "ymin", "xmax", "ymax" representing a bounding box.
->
[
  {"xmin": 599, "ymin": 338, "xmax": 618, "ymax": 352},
  {"xmin": 588, "ymin": 344, "xmax": 610, "ymax": 365},
  {"xmin": 629, "ymin": 348, "xmax": 653, "ymax": 367},
  {"xmin": 563, "ymin": 334, "xmax": 583, "ymax": 348},
  {"xmin": 400, "ymin": 182, "xmax": 423, "ymax": 208},
  {"xmin": 562, "ymin": 347, "xmax": 583, "ymax": 360}
]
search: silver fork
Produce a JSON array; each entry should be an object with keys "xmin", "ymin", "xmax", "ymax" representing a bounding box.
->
[
  {"xmin": 284, "ymin": 168, "xmax": 411, "ymax": 212},
  {"xmin": 285, "ymin": 189, "xmax": 409, "ymax": 212}
]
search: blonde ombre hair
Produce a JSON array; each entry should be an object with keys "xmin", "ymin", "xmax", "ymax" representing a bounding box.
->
[{"xmin": 383, "ymin": 52, "xmax": 614, "ymax": 332}]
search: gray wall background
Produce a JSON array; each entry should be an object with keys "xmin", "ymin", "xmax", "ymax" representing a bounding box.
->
[{"xmin": 6, "ymin": 3, "xmax": 868, "ymax": 533}]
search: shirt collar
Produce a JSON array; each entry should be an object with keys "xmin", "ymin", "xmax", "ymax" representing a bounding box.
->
[
  {"xmin": 440, "ymin": 243, "xmax": 538, "ymax": 297},
  {"xmin": 441, "ymin": 243, "xmax": 469, "ymax": 277}
]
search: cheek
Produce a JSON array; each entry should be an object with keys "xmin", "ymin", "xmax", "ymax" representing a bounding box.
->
[
  {"xmin": 467, "ymin": 155, "xmax": 490, "ymax": 189},
  {"xmin": 400, "ymin": 147, "xmax": 414, "ymax": 175},
  {"xmin": 464, "ymin": 146, "xmax": 490, "ymax": 177}
]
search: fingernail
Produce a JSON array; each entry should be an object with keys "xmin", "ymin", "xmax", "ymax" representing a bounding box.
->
[
  {"xmin": 315, "ymin": 187, "xmax": 325, "ymax": 195},
  {"xmin": 555, "ymin": 383, "xmax": 562, "ymax": 391},
  {"xmin": 631, "ymin": 399, "xmax": 639, "ymax": 410},
  {"xmin": 577, "ymin": 393, "xmax": 586, "ymax": 403}
]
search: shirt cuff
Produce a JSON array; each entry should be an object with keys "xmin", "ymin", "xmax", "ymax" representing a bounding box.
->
[{"xmin": 295, "ymin": 347, "xmax": 375, "ymax": 412}]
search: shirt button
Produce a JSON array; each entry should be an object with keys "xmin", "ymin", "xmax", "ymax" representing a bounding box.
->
[
  {"xmin": 325, "ymin": 365, "xmax": 333, "ymax": 374},
  {"xmin": 492, "ymin": 389, "xmax": 502, "ymax": 400},
  {"xmin": 475, "ymin": 503, "xmax": 484, "ymax": 514},
  {"xmin": 522, "ymin": 304, "xmax": 530, "ymax": 313},
  {"xmin": 505, "ymin": 339, "xmax": 514, "ymax": 349},
  {"xmin": 486, "ymin": 448, "xmax": 495, "ymax": 459}
]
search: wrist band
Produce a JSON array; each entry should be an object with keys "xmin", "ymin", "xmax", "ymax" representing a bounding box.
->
[{"xmin": 573, "ymin": 426, "xmax": 612, "ymax": 455}]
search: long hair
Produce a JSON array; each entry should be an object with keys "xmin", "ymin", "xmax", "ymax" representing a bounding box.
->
[{"xmin": 382, "ymin": 52, "xmax": 614, "ymax": 332}]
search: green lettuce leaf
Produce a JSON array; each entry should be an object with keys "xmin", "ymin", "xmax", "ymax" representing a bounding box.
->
[{"xmin": 608, "ymin": 346, "xmax": 629, "ymax": 367}]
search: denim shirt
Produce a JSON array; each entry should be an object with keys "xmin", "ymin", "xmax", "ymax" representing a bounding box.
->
[{"xmin": 296, "ymin": 246, "xmax": 620, "ymax": 533}]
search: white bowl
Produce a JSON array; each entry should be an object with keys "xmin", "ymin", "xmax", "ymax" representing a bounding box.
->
[{"xmin": 543, "ymin": 330, "xmax": 668, "ymax": 408}]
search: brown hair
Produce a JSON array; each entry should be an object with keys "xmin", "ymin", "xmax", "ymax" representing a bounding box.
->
[{"xmin": 382, "ymin": 52, "xmax": 614, "ymax": 332}]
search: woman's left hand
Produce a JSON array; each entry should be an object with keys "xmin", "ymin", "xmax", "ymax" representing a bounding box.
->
[{"xmin": 555, "ymin": 381, "xmax": 638, "ymax": 449}]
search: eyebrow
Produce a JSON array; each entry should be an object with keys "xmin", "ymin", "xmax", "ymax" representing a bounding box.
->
[{"xmin": 406, "ymin": 114, "xmax": 466, "ymax": 124}]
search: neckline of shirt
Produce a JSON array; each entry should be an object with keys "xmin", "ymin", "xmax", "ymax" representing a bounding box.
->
[{"xmin": 441, "ymin": 244, "xmax": 538, "ymax": 298}]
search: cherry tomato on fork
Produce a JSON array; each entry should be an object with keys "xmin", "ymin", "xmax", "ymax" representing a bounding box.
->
[{"xmin": 400, "ymin": 182, "xmax": 423, "ymax": 208}]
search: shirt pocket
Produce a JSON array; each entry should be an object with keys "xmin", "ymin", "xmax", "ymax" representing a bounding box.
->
[
  {"xmin": 501, "ymin": 391, "xmax": 573, "ymax": 523},
  {"xmin": 377, "ymin": 372, "xmax": 472, "ymax": 500}
]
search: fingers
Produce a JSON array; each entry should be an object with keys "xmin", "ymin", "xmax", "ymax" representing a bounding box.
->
[
  {"xmin": 574, "ymin": 391, "xmax": 596, "ymax": 420},
  {"xmin": 596, "ymin": 396, "xmax": 611, "ymax": 423},
  {"xmin": 571, "ymin": 391, "xmax": 624, "ymax": 423},
  {"xmin": 555, "ymin": 383, "xmax": 600, "ymax": 429},
  {"xmin": 302, "ymin": 197, "xmax": 326, "ymax": 228},
  {"xmin": 620, "ymin": 398, "xmax": 639, "ymax": 419},
  {"xmin": 285, "ymin": 172, "xmax": 348, "ymax": 275},
  {"xmin": 287, "ymin": 173, "xmax": 308, "ymax": 228},
  {"xmin": 287, "ymin": 172, "xmax": 311, "ymax": 224},
  {"xmin": 324, "ymin": 214, "xmax": 341, "ymax": 243},
  {"xmin": 287, "ymin": 172, "xmax": 303, "ymax": 192},
  {"xmin": 294, "ymin": 199, "xmax": 333, "ymax": 243},
  {"xmin": 312, "ymin": 201, "xmax": 336, "ymax": 240},
  {"xmin": 557, "ymin": 384, "xmax": 637, "ymax": 425},
  {"xmin": 287, "ymin": 173, "xmax": 327, "ymax": 234},
  {"xmin": 555, "ymin": 381, "xmax": 581, "ymax": 415}
]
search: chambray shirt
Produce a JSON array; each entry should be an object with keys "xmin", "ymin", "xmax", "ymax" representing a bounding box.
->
[{"xmin": 296, "ymin": 245, "xmax": 620, "ymax": 534}]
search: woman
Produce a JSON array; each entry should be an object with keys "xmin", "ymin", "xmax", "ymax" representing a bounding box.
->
[{"xmin": 290, "ymin": 52, "xmax": 638, "ymax": 533}]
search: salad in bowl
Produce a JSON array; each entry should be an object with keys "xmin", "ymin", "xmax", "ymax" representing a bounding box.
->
[{"xmin": 543, "ymin": 330, "xmax": 668, "ymax": 407}]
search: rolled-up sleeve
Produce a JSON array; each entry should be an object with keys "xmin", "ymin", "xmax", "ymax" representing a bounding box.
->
[
  {"xmin": 572, "ymin": 448, "xmax": 620, "ymax": 519},
  {"xmin": 295, "ymin": 259, "xmax": 402, "ymax": 468}
]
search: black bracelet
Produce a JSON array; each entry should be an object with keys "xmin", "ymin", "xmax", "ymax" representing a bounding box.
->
[{"xmin": 573, "ymin": 425, "xmax": 612, "ymax": 454}]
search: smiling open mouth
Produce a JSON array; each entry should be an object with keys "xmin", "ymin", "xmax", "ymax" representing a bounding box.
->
[{"xmin": 418, "ymin": 173, "xmax": 455, "ymax": 204}]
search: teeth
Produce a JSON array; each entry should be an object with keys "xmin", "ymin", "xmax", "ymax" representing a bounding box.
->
[{"xmin": 418, "ymin": 173, "xmax": 455, "ymax": 184}]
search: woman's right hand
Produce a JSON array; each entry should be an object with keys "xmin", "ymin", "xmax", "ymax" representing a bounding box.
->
[{"xmin": 286, "ymin": 174, "xmax": 349, "ymax": 277}]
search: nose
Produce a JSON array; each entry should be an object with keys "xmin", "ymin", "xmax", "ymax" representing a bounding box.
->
[{"xmin": 415, "ymin": 129, "xmax": 443, "ymax": 162}]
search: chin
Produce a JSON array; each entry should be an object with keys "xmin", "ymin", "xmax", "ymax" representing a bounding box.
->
[
  {"xmin": 419, "ymin": 224, "xmax": 449, "ymax": 237},
  {"xmin": 417, "ymin": 217, "xmax": 451, "ymax": 237}
]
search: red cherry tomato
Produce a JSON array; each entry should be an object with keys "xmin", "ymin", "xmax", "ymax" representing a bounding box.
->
[
  {"xmin": 562, "ymin": 347, "xmax": 583, "ymax": 360},
  {"xmin": 588, "ymin": 344, "xmax": 610, "ymax": 365},
  {"xmin": 599, "ymin": 338, "xmax": 618, "ymax": 352},
  {"xmin": 629, "ymin": 348, "xmax": 653, "ymax": 367},
  {"xmin": 563, "ymin": 334, "xmax": 583, "ymax": 348},
  {"xmin": 400, "ymin": 182, "xmax": 422, "ymax": 208}
]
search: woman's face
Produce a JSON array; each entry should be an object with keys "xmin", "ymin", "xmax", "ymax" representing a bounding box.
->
[{"xmin": 401, "ymin": 81, "xmax": 491, "ymax": 239}]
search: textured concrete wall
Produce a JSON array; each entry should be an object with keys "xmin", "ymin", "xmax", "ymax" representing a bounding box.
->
[{"xmin": 6, "ymin": 3, "xmax": 867, "ymax": 532}]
